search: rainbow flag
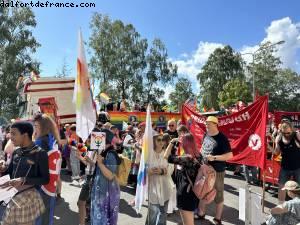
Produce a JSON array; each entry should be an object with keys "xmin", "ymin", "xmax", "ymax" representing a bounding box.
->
[
  {"xmin": 73, "ymin": 30, "xmax": 96, "ymax": 142},
  {"xmin": 99, "ymin": 92, "xmax": 110, "ymax": 104},
  {"xmin": 135, "ymin": 105, "xmax": 154, "ymax": 213}
]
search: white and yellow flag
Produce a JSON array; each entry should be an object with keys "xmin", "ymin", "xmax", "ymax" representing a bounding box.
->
[{"xmin": 73, "ymin": 30, "xmax": 96, "ymax": 142}]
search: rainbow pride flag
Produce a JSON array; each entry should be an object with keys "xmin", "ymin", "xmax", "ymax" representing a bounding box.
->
[
  {"xmin": 99, "ymin": 92, "xmax": 110, "ymax": 104},
  {"xmin": 73, "ymin": 30, "xmax": 96, "ymax": 142},
  {"xmin": 135, "ymin": 105, "xmax": 154, "ymax": 213}
]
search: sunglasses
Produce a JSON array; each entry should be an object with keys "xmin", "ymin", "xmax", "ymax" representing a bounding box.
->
[
  {"xmin": 168, "ymin": 124, "xmax": 175, "ymax": 127},
  {"xmin": 156, "ymin": 138, "xmax": 164, "ymax": 142}
]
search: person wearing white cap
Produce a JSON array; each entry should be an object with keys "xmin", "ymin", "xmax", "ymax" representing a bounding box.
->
[
  {"xmin": 195, "ymin": 116, "xmax": 233, "ymax": 225},
  {"xmin": 262, "ymin": 180, "xmax": 300, "ymax": 225}
]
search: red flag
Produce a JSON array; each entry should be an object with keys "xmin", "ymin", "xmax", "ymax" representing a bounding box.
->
[
  {"xmin": 182, "ymin": 96, "xmax": 268, "ymax": 169},
  {"xmin": 274, "ymin": 111, "xmax": 300, "ymax": 130},
  {"xmin": 185, "ymin": 97, "xmax": 197, "ymax": 110}
]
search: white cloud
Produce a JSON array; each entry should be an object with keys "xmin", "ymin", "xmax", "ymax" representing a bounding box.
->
[
  {"xmin": 163, "ymin": 84, "xmax": 174, "ymax": 103},
  {"xmin": 264, "ymin": 17, "xmax": 300, "ymax": 71},
  {"xmin": 170, "ymin": 17, "xmax": 300, "ymax": 98},
  {"xmin": 171, "ymin": 42, "xmax": 224, "ymax": 92},
  {"xmin": 241, "ymin": 17, "xmax": 300, "ymax": 71}
]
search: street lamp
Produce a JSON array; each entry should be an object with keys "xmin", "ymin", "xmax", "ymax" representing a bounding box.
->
[{"xmin": 242, "ymin": 40, "xmax": 285, "ymax": 101}]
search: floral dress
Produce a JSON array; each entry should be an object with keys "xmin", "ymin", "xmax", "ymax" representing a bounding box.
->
[{"xmin": 90, "ymin": 151, "xmax": 120, "ymax": 225}]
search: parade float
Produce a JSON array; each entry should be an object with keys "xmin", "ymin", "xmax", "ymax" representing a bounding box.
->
[{"xmin": 22, "ymin": 77, "xmax": 76, "ymax": 124}]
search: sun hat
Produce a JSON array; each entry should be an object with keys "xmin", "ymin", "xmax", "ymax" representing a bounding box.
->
[
  {"xmin": 282, "ymin": 181, "xmax": 300, "ymax": 191},
  {"xmin": 206, "ymin": 116, "xmax": 218, "ymax": 124}
]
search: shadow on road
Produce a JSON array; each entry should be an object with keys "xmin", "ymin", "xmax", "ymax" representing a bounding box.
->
[
  {"xmin": 54, "ymin": 198, "xmax": 78, "ymax": 225},
  {"xmin": 225, "ymin": 173, "xmax": 246, "ymax": 182},
  {"xmin": 224, "ymin": 183, "xmax": 239, "ymax": 197},
  {"xmin": 119, "ymin": 198, "xmax": 143, "ymax": 218},
  {"xmin": 120, "ymin": 185, "xmax": 136, "ymax": 195}
]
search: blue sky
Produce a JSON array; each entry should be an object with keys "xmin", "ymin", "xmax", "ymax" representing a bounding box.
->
[{"xmin": 30, "ymin": 0, "xmax": 300, "ymax": 95}]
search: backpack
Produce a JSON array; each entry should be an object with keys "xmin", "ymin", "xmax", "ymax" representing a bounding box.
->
[
  {"xmin": 186, "ymin": 164, "xmax": 217, "ymax": 204},
  {"xmin": 115, "ymin": 154, "xmax": 132, "ymax": 186}
]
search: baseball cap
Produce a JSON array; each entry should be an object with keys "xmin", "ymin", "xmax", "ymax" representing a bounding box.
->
[
  {"xmin": 206, "ymin": 116, "xmax": 218, "ymax": 124},
  {"xmin": 282, "ymin": 181, "xmax": 300, "ymax": 191}
]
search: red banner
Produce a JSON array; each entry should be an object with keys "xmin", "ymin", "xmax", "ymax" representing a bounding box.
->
[
  {"xmin": 274, "ymin": 111, "xmax": 300, "ymax": 130},
  {"xmin": 261, "ymin": 159, "xmax": 280, "ymax": 185},
  {"xmin": 182, "ymin": 96, "xmax": 268, "ymax": 169}
]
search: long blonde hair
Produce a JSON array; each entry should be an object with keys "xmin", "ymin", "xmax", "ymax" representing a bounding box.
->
[{"xmin": 33, "ymin": 113, "xmax": 60, "ymax": 142}]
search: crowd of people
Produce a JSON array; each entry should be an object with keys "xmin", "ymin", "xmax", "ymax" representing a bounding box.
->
[{"xmin": 0, "ymin": 111, "xmax": 299, "ymax": 225}]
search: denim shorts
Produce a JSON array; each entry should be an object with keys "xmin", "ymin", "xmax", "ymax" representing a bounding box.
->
[{"xmin": 279, "ymin": 167, "xmax": 300, "ymax": 185}]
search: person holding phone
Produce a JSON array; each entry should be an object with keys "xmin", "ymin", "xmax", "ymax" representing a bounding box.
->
[
  {"xmin": 146, "ymin": 134, "xmax": 173, "ymax": 225},
  {"xmin": 90, "ymin": 126, "xmax": 121, "ymax": 225}
]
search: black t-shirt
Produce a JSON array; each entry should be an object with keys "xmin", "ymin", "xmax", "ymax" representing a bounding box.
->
[
  {"xmin": 279, "ymin": 132, "xmax": 300, "ymax": 170},
  {"xmin": 164, "ymin": 130, "xmax": 178, "ymax": 140},
  {"xmin": 201, "ymin": 132, "xmax": 231, "ymax": 172}
]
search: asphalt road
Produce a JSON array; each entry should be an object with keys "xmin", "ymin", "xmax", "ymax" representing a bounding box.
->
[{"xmin": 53, "ymin": 170, "xmax": 278, "ymax": 225}]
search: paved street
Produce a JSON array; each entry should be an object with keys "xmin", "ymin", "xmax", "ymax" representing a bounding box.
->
[{"xmin": 53, "ymin": 170, "xmax": 278, "ymax": 225}]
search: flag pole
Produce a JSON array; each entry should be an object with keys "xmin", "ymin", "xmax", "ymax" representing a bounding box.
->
[
  {"xmin": 262, "ymin": 170, "xmax": 266, "ymax": 213},
  {"xmin": 147, "ymin": 103, "xmax": 151, "ymax": 225}
]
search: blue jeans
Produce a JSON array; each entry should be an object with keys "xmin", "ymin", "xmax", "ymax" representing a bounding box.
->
[
  {"xmin": 70, "ymin": 147, "xmax": 80, "ymax": 178},
  {"xmin": 145, "ymin": 201, "xmax": 168, "ymax": 225}
]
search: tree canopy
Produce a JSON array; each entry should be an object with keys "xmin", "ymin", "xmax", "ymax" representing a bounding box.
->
[
  {"xmin": 197, "ymin": 45, "xmax": 245, "ymax": 109},
  {"xmin": 169, "ymin": 77, "xmax": 193, "ymax": 111},
  {"xmin": 89, "ymin": 13, "xmax": 177, "ymax": 106},
  {"xmin": 0, "ymin": 8, "xmax": 40, "ymax": 119},
  {"xmin": 247, "ymin": 42, "xmax": 300, "ymax": 111}
]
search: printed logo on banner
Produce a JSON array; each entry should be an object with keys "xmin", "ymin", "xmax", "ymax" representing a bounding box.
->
[
  {"xmin": 91, "ymin": 132, "xmax": 106, "ymax": 154},
  {"xmin": 129, "ymin": 115, "xmax": 137, "ymax": 123},
  {"xmin": 248, "ymin": 134, "xmax": 262, "ymax": 151},
  {"xmin": 158, "ymin": 115, "xmax": 165, "ymax": 122}
]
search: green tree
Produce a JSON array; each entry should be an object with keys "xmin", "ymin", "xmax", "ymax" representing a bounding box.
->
[
  {"xmin": 56, "ymin": 56, "xmax": 71, "ymax": 78},
  {"xmin": 248, "ymin": 42, "xmax": 281, "ymax": 98},
  {"xmin": 89, "ymin": 13, "xmax": 147, "ymax": 101},
  {"xmin": 218, "ymin": 79, "xmax": 252, "ymax": 107},
  {"xmin": 0, "ymin": 8, "xmax": 40, "ymax": 119},
  {"xmin": 197, "ymin": 45, "xmax": 245, "ymax": 109},
  {"xmin": 89, "ymin": 14, "xmax": 177, "ymax": 104},
  {"xmin": 270, "ymin": 68, "xmax": 300, "ymax": 111},
  {"xmin": 247, "ymin": 42, "xmax": 300, "ymax": 110},
  {"xmin": 143, "ymin": 39, "xmax": 178, "ymax": 103},
  {"xmin": 169, "ymin": 78, "xmax": 193, "ymax": 111}
]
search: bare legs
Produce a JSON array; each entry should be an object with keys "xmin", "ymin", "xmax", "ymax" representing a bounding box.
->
[{"xmin": 179, "ymin": 209, "xmax": 194, "ymax": 225}]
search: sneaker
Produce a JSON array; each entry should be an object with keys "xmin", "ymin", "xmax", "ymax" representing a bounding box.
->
[
  {"xmin": 79, "ymin": 179, "xmax": 85, "ymax": 186},
  {"xmin": 213, "ymin": 217, "xmax": 223, "ymax": 225},
  {"xmin": 71, "ymin": 180, "xmax": 82, "ymax": 187},
  {"xmin": 56, "ymin": 193, "xmax": 62, "ymax": 199}
]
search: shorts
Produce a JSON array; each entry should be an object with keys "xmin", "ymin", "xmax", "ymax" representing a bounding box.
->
[
  {"xmin": 78, "ymin": 175, "xmax": 93, "ymax": 201},
  {"xmin": 279, "ymin": 167, "xmax": 300, "ymax": 185},
  {"xmin": 214, "ymin": 172, "xmax": 225, "ymax": 204}
]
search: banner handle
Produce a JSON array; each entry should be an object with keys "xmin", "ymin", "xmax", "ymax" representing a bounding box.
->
[{"xmin": 262, "ymin": 170, "xmax": 266, "ymax": 213}]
